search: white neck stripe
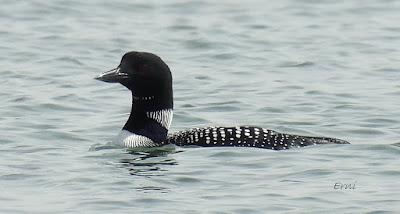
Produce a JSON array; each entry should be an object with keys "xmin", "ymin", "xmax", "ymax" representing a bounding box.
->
[{"xmin": 146, "ymin": 109, "xmax": 173, "ymax": 129}]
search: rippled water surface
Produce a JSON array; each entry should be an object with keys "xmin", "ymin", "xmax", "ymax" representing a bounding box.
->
[{"xmin": 1, "ymin": 0, "xmax": 400, "ymax": 213}]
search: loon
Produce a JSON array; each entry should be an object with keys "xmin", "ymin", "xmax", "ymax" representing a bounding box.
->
[{"xmin": 95, "ymin": 51, "xmax": 349, "ymax": 150}]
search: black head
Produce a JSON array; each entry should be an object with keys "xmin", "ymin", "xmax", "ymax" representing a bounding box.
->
[{"xmin": 96, "ymin": 51, "xmax": 173, "ymax": 110}]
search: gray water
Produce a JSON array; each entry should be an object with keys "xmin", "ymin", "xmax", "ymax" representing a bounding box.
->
[{"xmin": 1, "ymin": 0, "xmax": 400, "ymax": 213}]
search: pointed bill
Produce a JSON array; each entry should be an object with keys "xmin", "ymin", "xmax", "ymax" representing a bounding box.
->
[{"xmin": 95, "ymin": 67, "xmax": 129, "ymax": 83}]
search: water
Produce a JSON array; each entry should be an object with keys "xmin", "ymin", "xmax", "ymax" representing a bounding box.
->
[{"xmin": 1, "ymin": 0, "xmax": 400, "ymax": 213}]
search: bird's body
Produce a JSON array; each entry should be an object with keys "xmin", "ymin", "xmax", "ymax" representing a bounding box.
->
[
  {"xmin": 96, "ymin": 51, "xmax": 349, "ymax": 150},
  {"xmin": 167, "ymin": 126, "xmax": 348, "ymax": 150}
]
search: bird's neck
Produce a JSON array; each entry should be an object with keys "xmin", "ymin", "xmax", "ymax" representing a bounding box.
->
[{"xmin": 123, "ymin": 92, "xmax": 173, "ymax": 143}]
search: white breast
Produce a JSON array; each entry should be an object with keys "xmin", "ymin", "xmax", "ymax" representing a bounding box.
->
[{"xmin": 116, "ymin": 130, "xmax": 157, "ymax": 148}]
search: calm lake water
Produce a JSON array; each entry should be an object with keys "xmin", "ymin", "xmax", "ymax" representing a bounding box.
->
[{"xmin": 1, "ymin": 0, "xmax": 400, "ymax": 213}]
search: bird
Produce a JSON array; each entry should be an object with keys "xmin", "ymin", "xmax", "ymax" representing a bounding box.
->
[{"xmin": 95, "ymin": 51, "xmax": 349, "ymax": 150}]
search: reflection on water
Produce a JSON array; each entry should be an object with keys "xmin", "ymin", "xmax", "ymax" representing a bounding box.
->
[
  {"xmin": 392, "ymin": 142, "xmax": 400, "ymax": 148},
  {"xmin": 120, "ymin": 148, "xmax": 181, "ymax": 194},
  {"xmin": 134, "ymin": 186, "xmax": 169, "ymax": 194},
  {"xmin": 121, "ymin": 147, "xmax": 181, "ymax": 177}
]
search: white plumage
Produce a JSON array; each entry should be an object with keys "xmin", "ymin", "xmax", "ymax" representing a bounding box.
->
[
  {"xmin": 116, "ymin": 130, "xmax": 157, "ymax": 148},
  {"xmin": 146, "ymin": 109, "xmax": 173, "ymax": 129}
]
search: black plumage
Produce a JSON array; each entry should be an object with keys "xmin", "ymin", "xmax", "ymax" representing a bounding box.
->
[
  {"xmin": 96, "ymin": 51, "xmax": 349, "ymax": 150},
  {"xmin": 166, "ymin": 126, "xmax": 348, "ymax": 150}
]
